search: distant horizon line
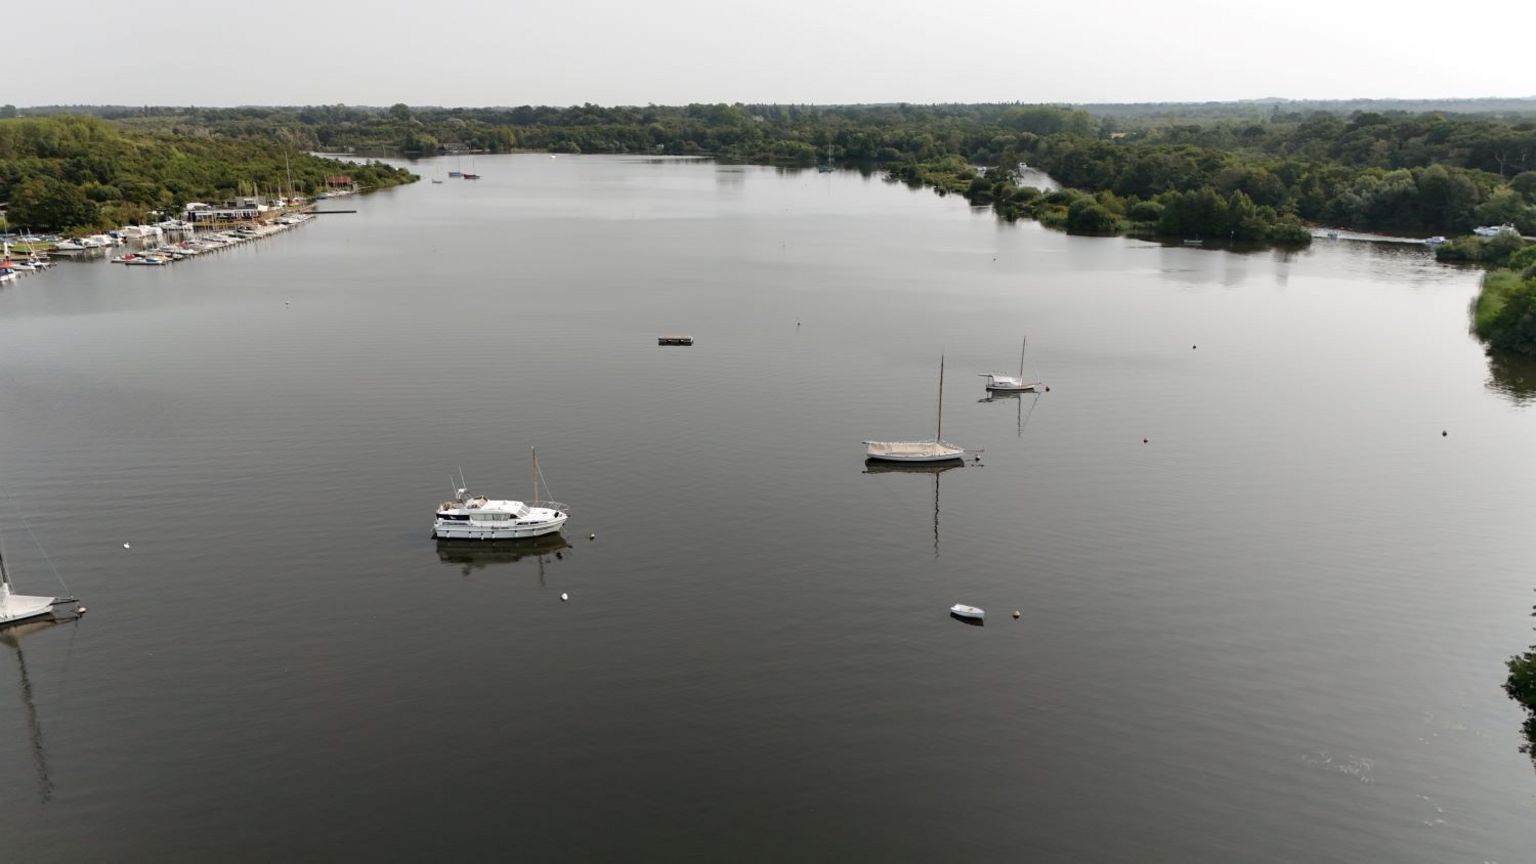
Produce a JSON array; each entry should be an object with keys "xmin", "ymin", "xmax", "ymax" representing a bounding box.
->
[{"xmin": 13, "ymin": 95, "xmax": 1536, "ymax": 111}]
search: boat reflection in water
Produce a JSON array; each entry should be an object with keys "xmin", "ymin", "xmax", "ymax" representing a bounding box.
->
[
  {"xmin": 435, "ymin": 534, "xmax": 572, "ymax": 578},
  {"xmin": 979, "ymin": 389, "xmax": 1042, "ymax": 438},
  {"xmin": 2, "ymin": 616, "xmax": 75, "ymax": 803},
  {"xmin": 864, "ymin": 459, "xmax": 962, "ymax": 558}
]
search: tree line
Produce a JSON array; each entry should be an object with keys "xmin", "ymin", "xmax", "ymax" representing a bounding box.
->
[
  {"xmin": 0, "ymin": 116, "xmax": 417, "ymax": 233},
  {"xmin": 52, "ymin": 102, "xmax": 1535, "ymax": 241}
]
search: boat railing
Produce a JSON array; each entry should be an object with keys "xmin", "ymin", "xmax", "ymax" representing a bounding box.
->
[{"xmin": 531, "ymin": 500, "xmax": 571, "ymax": 515}]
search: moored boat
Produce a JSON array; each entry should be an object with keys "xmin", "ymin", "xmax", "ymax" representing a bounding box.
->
[
  {"xmin": 433, "ymin": 450, "xmax": 570, "ymax": 541},
  {"xmin": 1, "ymin": 536, "xmax": 74, "ymax": 628},
  {"xmin": 865, "ymin": 355, "xmax": 968, "ymax": 463},
  {"xmin": 1473, "ymin": 224, "xmax": 1517, "ymax": 237},
  {"xmin": 949, "ymin": 604, "xmax": 985, "ymax": 622},
  {"xmin": 980, "ymin": 337, "xmax": 1040, "ymax": 393}
]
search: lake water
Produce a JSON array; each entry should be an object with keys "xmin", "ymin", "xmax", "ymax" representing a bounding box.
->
[{"xmin": 2, "ymin": 155, "xmax": 1534, "ymax": 861}]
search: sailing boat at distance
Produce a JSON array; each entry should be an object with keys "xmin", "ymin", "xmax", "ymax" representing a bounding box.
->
[
  {"xmin": 865, "ymin": 356, "xmax": 968, "ymax": 463},
  {"xmin": 980, "ymin": 337, "xmax": 1040, "ymax": 392},
  {"xmin": 433, "ymin": 449, "xmax": 570, "ymax": 541},
  {"xmin": 1, "ymin": 538, "xmax": 75, "ymax": 628}
]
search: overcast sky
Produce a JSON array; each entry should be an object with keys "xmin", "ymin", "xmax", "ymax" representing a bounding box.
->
[{"xmin": 19, "ymin": 0, "xmax": 1535, "ymax": 107}]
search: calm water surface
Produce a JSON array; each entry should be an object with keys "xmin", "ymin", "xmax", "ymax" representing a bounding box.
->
[{"xmin": 2, "ymin": 155, "xmax": 1534, "ymax": 861}]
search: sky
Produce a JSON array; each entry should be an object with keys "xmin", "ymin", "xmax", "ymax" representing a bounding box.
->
[{"xmin": 17, "ymin": 0, "xmax": 1536, "ymax": 107}]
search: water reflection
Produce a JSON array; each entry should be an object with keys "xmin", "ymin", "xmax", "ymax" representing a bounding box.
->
[
  {"xmin": 1, "ymin": 617, "xmax": 70, "ymax": 803},
  {"xmin": 1485, "ymin": 351, "xmax": 1536, "ymax": 404},
  {"xmin": 864, "ymin": 461, "xmax": 963, "ymax": 558},
  {"xmin": 435, "ymin": 536, "xmax": 571, "ymax": 578},
  {"xmin": 978, "ymin": 390, "xmax": 1042, "ymax": 438}
]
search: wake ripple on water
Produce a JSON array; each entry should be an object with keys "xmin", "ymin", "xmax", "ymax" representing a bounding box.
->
[{"xmin": 1298, "ymin": 750, "xmax": 1375, "ymax": 784}]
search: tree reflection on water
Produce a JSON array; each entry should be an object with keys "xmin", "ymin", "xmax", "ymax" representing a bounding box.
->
[
  {"xmin": 1504, "ymin": 594, "xmax": 1536, "ymax": 771},
  {"xmin": 1485, "ymin": 351, "xmax": 1536, "ymax": 405}
]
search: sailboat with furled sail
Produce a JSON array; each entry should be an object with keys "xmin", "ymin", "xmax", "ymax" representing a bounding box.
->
[{"xmin": 864, "ymin": 355, "xmax": 967, "ymax": 463}]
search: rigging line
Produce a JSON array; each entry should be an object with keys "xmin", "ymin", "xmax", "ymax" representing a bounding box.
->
[
  {"xmin": 535, "ymin": 459, "xmax": 556, "ymax": 504},
  {"xmin": 0, "ymin": 491, "xmax": 72, "ymax": 597}
]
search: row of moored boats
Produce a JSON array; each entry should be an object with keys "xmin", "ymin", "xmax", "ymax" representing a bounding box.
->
[{"xmin": 108, "ymin": 216, "xmax": 314, "ymax": 266}]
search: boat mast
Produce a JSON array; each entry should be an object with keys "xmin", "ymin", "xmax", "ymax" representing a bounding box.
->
[
  {"xmin": 531, "ymin": 448, "xmax": 539, "ymax": 504},
  {"xmin": 1019, "ymin": 337, "xmax": 1026, "ymax": 379},
  {"xmin": 936, "ymin": 355, "xmax": 945, "ymax": 442}
]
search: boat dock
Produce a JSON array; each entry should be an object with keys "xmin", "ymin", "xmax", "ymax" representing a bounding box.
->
[{"xmin": 658, "ymin": 335, "xmax": 694, "ymax": 346}]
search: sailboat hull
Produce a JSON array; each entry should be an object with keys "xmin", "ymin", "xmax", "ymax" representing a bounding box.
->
[
  {"xmin": 863, "ymin": 441, "xmax": 966, "ymax": 462},
  {"xmin": 0, "ymin": 591, "xmax": 58, "ymax": 627},
  {"xmin": 983, "ymin": 375, "xmax": 1038, "ymax": 392}
]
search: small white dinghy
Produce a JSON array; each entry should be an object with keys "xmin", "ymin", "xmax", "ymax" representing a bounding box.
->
[{"xmin": 949, "ymin": 603, "xmax": 985, "ymax": 622}]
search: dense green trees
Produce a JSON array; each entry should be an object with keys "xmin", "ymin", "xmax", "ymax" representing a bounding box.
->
[
  {"xmin": 43, "ymin": 100, "xmax": 1534, "ymax": 242},
  {"xmin": 8, "ymin": 176, "xmax": 100, "ymax": 231},
  {"xmin": 0, "ymin": 116, "xmax": 416, "ymax": 232},
  {"xmin": 1473, "ymin": 248, "xmax": 1536, "ymax": 355},
  {"xmin": 10, "ymin": 101, "xmax": 1530, "ymax": 254}
]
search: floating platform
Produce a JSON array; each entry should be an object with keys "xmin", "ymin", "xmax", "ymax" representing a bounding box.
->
[{"xmin": 658, "ymin": 335, "xmax": 694, "ymax": 346}]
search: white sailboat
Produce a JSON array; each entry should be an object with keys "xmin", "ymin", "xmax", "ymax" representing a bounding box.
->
[
  {"xmin": 0, "ymin": 539, "xmax": 69, "ymax": 628},
  {"xmin": 980, "ymin": 337, "xmax": 1040, "ymax": 392},
  {"xmin": 865, "ymin": 356, "xmax": 967, "ymax": 463}
]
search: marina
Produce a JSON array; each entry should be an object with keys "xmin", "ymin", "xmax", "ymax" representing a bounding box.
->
[{"xmin": 2, "ymin": 208, "xmax": 320, "ymax": 281}]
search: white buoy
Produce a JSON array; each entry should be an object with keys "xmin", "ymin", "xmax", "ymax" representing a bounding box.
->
[
  {"xmin": 77, "ymin": 606, "xmax": 87, "ymax": 615},
  {"xmin": 560, "ymin": 592, "xmax": 569, "ymax": 601},
  {"xmin": 589, "ymin": 533, "xmax": 596, "ymax": 540},
  {"xmin": 123, "ymin": 542, "xmax": 131, "ymax": 549}
]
